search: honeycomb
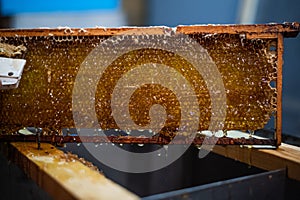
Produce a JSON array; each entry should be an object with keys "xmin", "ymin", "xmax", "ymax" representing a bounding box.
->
[{"xmin": 0, "ymin": 32, "xmax": 277, "ymax": 137}]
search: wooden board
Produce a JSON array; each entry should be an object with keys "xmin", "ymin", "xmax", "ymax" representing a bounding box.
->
[
  {"xmin": 212, "ymin": 143, "xmax": 300, "ymax": 181},
  {"xmin": 3, "ymin": 142, "xmax": 139, "ymax": 200},
  {"xmin": 0, "ymin": 22, "xmax": 298, "ymax": 37}
]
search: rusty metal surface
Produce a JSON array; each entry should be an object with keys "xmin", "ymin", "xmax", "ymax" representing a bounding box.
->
[{"xmin": 0, "ymin": 23, "xmax": 299, "ymax": 145}]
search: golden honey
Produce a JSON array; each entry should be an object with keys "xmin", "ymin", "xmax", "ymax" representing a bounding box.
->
[{"xmin": 0, "ymin": 33, "xmax": 277, "ymax": 136}]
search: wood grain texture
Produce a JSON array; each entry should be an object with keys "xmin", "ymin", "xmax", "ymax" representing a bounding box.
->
[
  {"xmin": 0, "ymin": 22, "xmax": 298, "ymax": 37},
  {"xmin": 212, "ymin": 143, "xmax": 300, "ymax": 181},
  {"xmin": 276, "ymin": 33, "xmax": 284, "ymax": 146},
  {"xmin": 5, "ymin": 142, "xmax": 139, "ymax": 200},
  {"xmin": 177, "ymin": 22, "xmax": 300, "ymax": 37}
]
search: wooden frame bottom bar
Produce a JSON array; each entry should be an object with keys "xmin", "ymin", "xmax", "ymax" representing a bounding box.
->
[{"xmin": 0, "ymin": 134, "xmax": 277, "ymax": 146}]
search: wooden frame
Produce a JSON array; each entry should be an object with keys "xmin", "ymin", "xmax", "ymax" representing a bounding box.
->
[
  {"xmin": 0, "ymin": 23, "xmax": 300, "ymax": 198},
  {"xmin": 1, "ymin": 23, "xmax": 299, "ymax": 146}
]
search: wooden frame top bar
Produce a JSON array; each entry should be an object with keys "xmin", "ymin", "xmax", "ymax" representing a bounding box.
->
[
  {"xmin": 177, "ymin": 22, "xmax": 300, "ymax": 37},
  {"xmin": 0, "ymin": 22, "xmax": 298, "ymax": 37}
]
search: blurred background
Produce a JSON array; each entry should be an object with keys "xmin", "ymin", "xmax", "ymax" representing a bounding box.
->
[{"xmin": 0, "ymin": 0, "xmax": 299, "ymax": 144}]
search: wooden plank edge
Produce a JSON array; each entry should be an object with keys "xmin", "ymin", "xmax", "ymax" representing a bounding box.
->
[
  {"xmin": 0, "ymin": 22, "xmax": 298, "ymax": 37},
  {"xmin": 211, "ymin": 143, "xmax": 300, "ymax": 181},
  {"xmin": 177, "ymin": 22, "xmax": 300, "ymax": 37},
  {"xmin": 1, "ymin": 142, "xmax": 139, "ymax": 200},
  {"xmin": 0, "ymin": 27, "xmax": 170, "ymax": 37},
  {"xmin": 276, "ymin": 33, "xmax": 284, "ymax": 146}
]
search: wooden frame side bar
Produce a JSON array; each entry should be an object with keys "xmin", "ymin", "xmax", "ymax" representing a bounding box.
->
[{"xmin": 276, "ymin": 33, "xmax": 284, "ymax": 146}]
